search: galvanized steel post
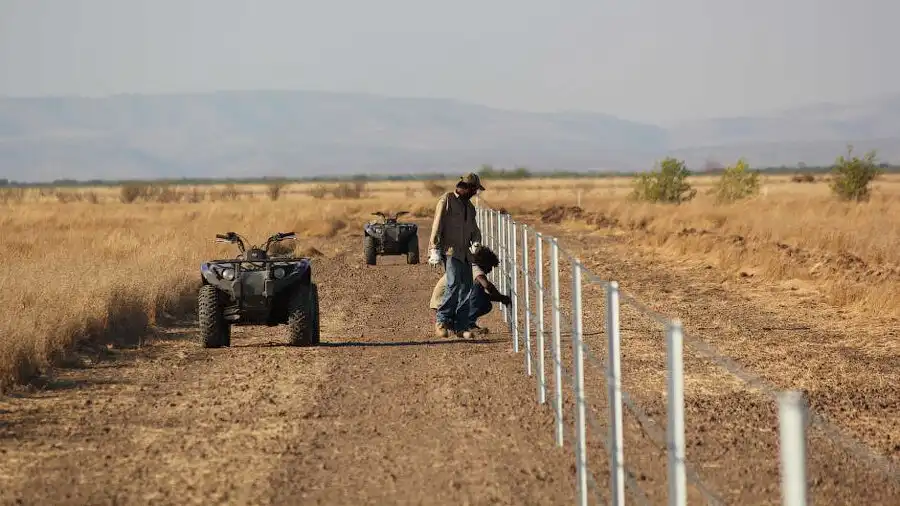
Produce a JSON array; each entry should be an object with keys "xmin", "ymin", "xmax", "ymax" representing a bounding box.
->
[
  {"xmin": 778, "ymin": 391, "xmax": 809, "ymax": 506},
  {"xmin": 509, "ymin": 216, "xmax": 519, "ymax": 352},
  {"xmin": 550, "ymin": 238, "xmax": 564, "ymax": 446},
  {"xmin": 535, "ymin": 232, "xmax": 546, "ymax": 404},
  {"xmin": 606, "ymin": 281, "xmax": 625, "ymax": 506},
  {"xmin": 666, "ymin": 319, "xmax": 687, "ymax": 506},
  {"xmin": 572, "ymin": 261, "xmax": 588, "ymax": 506},
  {"xmin": 523, "ymin": 225, "xmax": 532, "ymax": 375}
]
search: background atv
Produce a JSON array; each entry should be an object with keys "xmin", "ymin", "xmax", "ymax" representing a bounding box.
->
[
  {"xmin": 198, "ymin": 231, "xmax": 320, "ymax": 348},
  {"xmin": 363, "ymin": 211, "xmax": 420, "ymax": 265}
]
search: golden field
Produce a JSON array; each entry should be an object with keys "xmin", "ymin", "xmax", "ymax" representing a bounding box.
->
[{"xmin": 1, "ymin": 172, "xmax": 899, "ymax": 391}]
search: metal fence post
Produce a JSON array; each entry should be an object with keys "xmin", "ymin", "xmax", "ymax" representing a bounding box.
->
[
  {"xmin": 572, "ymin": 261, "xmax": 588, "ymax": 506},
  {"xmin": 667, "ymin": 319, "xmax": 687, "ymax": 506},
  {"xmin": 779, "ymin": 391, "xmax": 809, "ymax": 506},
  {"xmin": 523, "ymin": 225, "xmax": 532, "ymax": 376},
  {"xmin": 606, "ymin": 281, "xmax": 625, "ymax": 506},
  {"xmin": 535, "ymin": 232, "xmax": 546, "ymax": 404},
  {"xmin": 487, "ymin": 208, "xmax": 493, "ymax": 253},
  {"xmin": 550, "ymin": 238, "xmax": 564, "ymax": 446},
  {"xmin": 489, "ymin": 209, "xmax": 496, "ymax": 261},
  {"xmin": 510, "ymin": 216, "xmax": 519, "ymax": 352},
  {"xmin": 498, "ymin": 211, "xmax": 507, "ymax": 323}
]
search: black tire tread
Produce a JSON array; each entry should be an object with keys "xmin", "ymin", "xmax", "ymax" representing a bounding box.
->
[
  {"xmin": 364, "ymin": 235, "xmax": 377, "ymax": 265},
  {"xmin": 406, "ymin": 233, "xmax": 420, "ymax": 264},
  {"xmin": 198, "ymin": 284, "xmax": 228, "ymax": 348},
  {"xmin": 311, "ymin": 283, "xmax": 320, "ymax": 345},
  {"xmin": 288, "ymin": 284, "xmax": 316, "ymax": 346}
]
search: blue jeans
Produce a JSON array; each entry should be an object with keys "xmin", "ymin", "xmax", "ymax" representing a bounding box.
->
[
  {"xmin": 436, "ymin": 255, "xmax": 473, "ymax": 331},
  {"xmin": 467, "ymin": 284, "xmax": 492, "ymax": 327}
]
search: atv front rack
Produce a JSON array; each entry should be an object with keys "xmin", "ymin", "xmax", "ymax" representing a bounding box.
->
[
  {"xmin": 202, "ymin": 257, "xmax": 311, "ymax": 280},
  {"xmin": 204, "ymin": 256, "xmax": 310, "ymax": 265}
]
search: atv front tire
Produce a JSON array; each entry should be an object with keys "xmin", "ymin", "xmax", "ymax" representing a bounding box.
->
[
  {"xmin": 406, "ymin": 233, "xmax": 420, "ymax": 264},
  {"xmin": 288, "ymin": 283, "xmax": 318, "ymax": 346},
  {"xmin": 198, "ymin": 284, "xmax": 229, "ymax": 348},
  {"xmin": 364, "ymin": 235, "xmax": 377, "ymax": 265}
]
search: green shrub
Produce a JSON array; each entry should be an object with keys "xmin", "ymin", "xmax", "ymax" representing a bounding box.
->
[
  {"xmin": 631, "ymin": 157, "xmax": 696, "ymax": 203},
  {"xmin": 711, "ymin": 158, "xmax": 760, "ymax": 203},
  {"xmin": 829, "ymin": 145, "xmax": 882, "ymax": 202}
]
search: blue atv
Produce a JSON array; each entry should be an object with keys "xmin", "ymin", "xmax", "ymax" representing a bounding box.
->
[{"xmin": 198, "ymin": 231, "xmax": 320, "ymax": 348}]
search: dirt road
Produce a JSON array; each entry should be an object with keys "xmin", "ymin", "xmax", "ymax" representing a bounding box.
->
[
  {"xmin": 3, "ymin": 215, "xmax": 898, "ymax": 506},
  {"xmin": 0, "ymin": 221, "xmax": 578, "ymax": 506}
]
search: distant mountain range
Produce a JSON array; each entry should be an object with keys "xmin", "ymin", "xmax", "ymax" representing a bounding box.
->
[{"xmin": 1, "ymin": 90, "xmax": 898, "ymax": 182}]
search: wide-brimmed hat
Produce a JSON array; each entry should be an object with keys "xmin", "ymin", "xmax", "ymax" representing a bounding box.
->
[{"xmin": 459, "ymin": 172, "xmax": 486, "ymax": 190}]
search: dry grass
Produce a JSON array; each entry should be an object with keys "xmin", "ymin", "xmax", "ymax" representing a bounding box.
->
[
  {"xmin": 485, "ymin": 173, "xmax": 900, "ymax": 318},
  {"xmin": 2, "ymin": 172, "xmax": 899, "ymax": 390},
  {"xmin": 0, "ymin": 192, "xmax": 438, "ymax": 391}
]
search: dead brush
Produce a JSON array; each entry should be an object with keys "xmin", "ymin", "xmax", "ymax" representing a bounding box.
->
[
  {"xmin": 0, "ymin": 188, "xmax": 26, "ymax": 204},
  {"xmin": 266, "ymin": 182, "xmax": 286, "ymax": 201},
  {"xmin": 331, "ymin": 182, "xmax": 366, "ymax": 199},
  {"xmin": 120, "ymin": 184, "xmax": 147, "ymax": 203},
  {"xmin": 423, "ymin": 180, "xmax": 445, "ymax": 197},
  {"xmin": 54, "ymin": 190, "xmax": 83, "ymax": 203},
  {"xmin": 308, "ymin": 185, "xmax": 328, "ymax": 199},
  {"xmin": 209, "ymin": 184, "xmax": 241, "ymax": 201}
]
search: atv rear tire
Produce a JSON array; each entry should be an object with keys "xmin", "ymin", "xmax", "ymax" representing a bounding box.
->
[
  {"xmin": 198, "ymin": 284, "xmax": 228, "ymax": 348},
  {"xmin": 288, "ymin": 283, "xmax": 318, "ymax": 346},
  {"xmin": 311, "ymin": 283, "xmax": 320, "ymax": 345},
  {"xmin": 406, "ymin": 233, "xmax": 420, "ymax": 264},
  {"xmin": 364, "ymin": 235, "xmax": 377, "ymax": 265}
]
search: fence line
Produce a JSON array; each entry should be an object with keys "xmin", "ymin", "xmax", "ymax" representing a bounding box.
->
[{"xmin": 473, "ymin": 200, "xmax": 898, "ymax": 506}]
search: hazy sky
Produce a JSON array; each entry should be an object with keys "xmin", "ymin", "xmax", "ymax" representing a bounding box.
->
[{"xmin": 1, "ymin": 0, "xmax": 898, "ymax": 123}]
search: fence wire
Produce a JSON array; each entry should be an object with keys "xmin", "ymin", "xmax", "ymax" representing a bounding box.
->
[{"xmin": 472, "ymin": 198, "xmax": 899, "ymax": 506}]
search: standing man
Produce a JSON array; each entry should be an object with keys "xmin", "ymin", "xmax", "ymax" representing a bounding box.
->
[{"xmin": 428, "ymin": 172, "xmax": 485, "ymax": 338}]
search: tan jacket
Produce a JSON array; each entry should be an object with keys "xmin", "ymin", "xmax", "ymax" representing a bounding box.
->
[
  {"xmin": 428, "ymin": 191, "xmax": 482, "ymax": 262},
  {"xmin": 429, "ymin": 265, "xmax": 486, "ymax": 309}
]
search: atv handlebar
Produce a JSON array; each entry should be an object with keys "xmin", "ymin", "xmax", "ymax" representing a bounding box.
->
[
  {"xmin": 215, "ymin": 232, "xmax": 247, "ymax": 252},
  {"xmin": 372, "ymin": 211, "xmax": 409, "ymax": 222},
  {"xmin": 262, "ymin": 231, "xmax": 297, "ymax": 253},
  {"xmin": 215, "ymin": 231, "xmax": 296, "ymax": 256}
]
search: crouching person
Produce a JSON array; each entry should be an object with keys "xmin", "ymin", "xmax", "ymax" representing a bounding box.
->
[{"xmin": 430, "ymin": 245, "xmax": 511, "ymax": 338}]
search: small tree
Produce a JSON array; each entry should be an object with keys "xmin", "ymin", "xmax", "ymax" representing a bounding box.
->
[
  {"xmin": 631, "ymin": 157, "xmax": 696, "ymax": 203},
  {"xmin": 829, "ymin": 145, "xmax": 881, "ymax": 202},
  {"xmin": 711, "ymin": 158, "xmax": 760, "ymax": 203}
]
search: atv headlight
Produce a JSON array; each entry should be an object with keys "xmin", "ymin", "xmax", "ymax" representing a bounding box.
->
[
  {"xmin": 273, "ymin": 267, "xmax": 286, "ymax": 279},
  {"xmin": 221, "ymin": 268, "xmax": 235, "ymax": 281}
]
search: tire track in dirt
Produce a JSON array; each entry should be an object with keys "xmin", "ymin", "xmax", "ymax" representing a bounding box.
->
[
  {"xmin": 266, "ymin": 242, "xmax": 577, "ymax": 505},
  {"xmin": 0, "ymin": 221, "xmax": 579, "ymax": 506},
  {"xmin": 0, "ymin": 307, "xmax": 332, "ymax": 505}
]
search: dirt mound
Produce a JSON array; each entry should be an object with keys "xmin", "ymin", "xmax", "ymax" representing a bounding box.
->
[
  {"xmin": 673, "ymin": 228, "xmax": 900, "ymax": 283},
  {"xmin": 540, "ymin": 205, "xmax": 584, "ymax": 223}
]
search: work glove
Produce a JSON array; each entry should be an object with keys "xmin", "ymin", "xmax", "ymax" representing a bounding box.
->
[
  {"xmin": 499, "ymin": 294, "xmax": 512, "ymax": 306},
  {"xmin": 428, "ymin": 248, "xmax": 442, "ymax": 267},
  {"xmin": 469, "ymin": 241, "xmax": 482, "ymax": 256}
]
